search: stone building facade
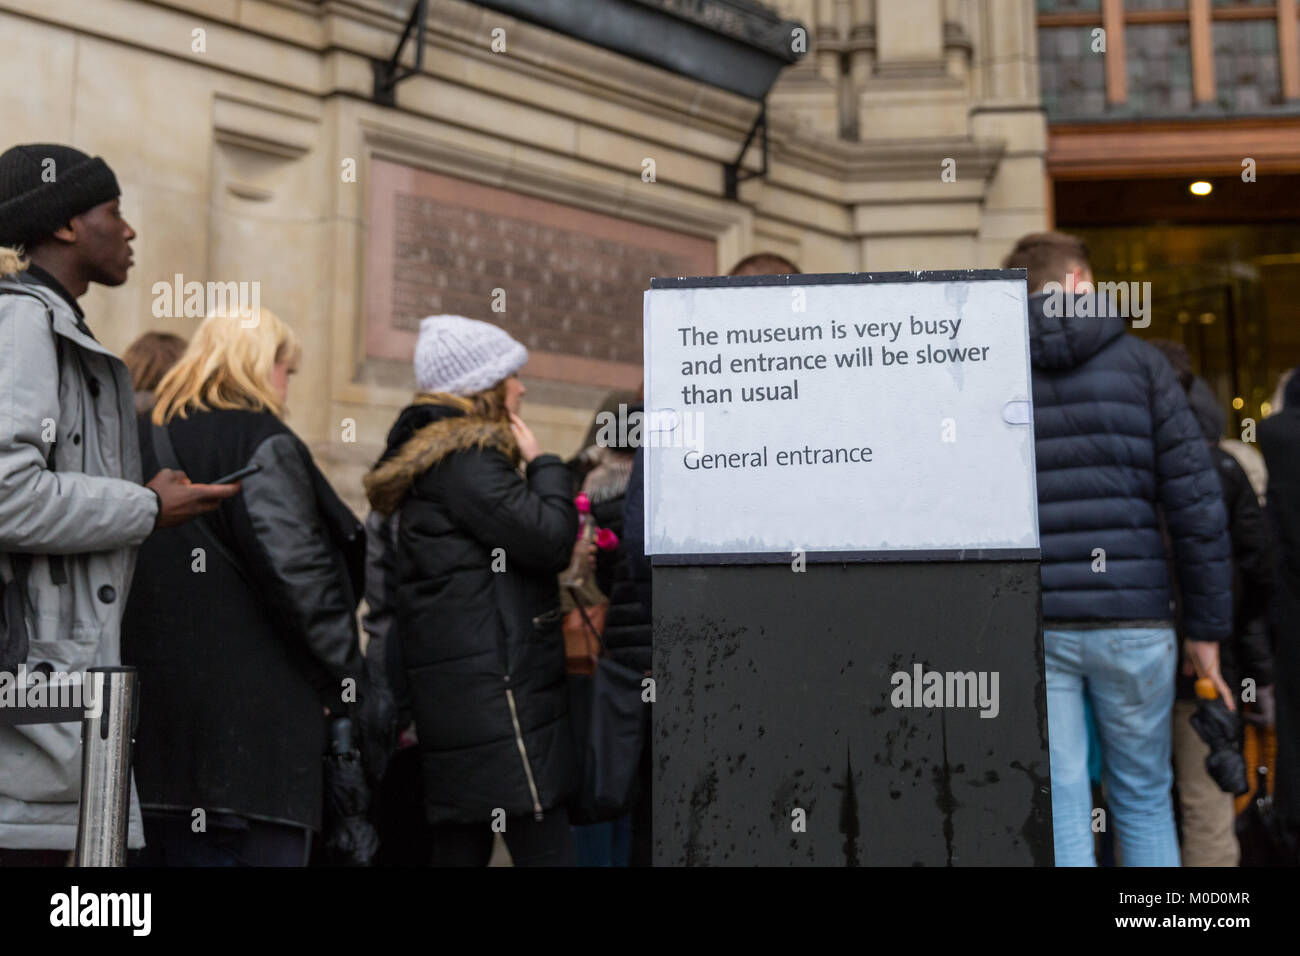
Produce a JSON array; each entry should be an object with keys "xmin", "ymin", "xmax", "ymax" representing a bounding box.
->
[{"xmin": 0, "ymin": 0, "xmax": 1048, "ymax": 511}]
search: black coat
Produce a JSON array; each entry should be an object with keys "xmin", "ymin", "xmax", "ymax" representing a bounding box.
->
[
  {"xmin": 364, "ymin": 399, "xmax": 578, "ymax": 825},
  {"xmin": 1212, "ymin": 446, "xmax": 1275, "ymax": 687},
  {"xmin": 1027, "ymin": 292, "xmax": 1232, "ymax": 639},
  {"xmin": 1258, "ymin": 408, "xmax": 1300, "ymax": 825},
  {"xmin": 357, "ymin": 509, "xmax": 405, "ymax": 786},
  {"xmin": 122, "ymin": 408, "xmax": 366, "ymax": 830},
  {"xmin": 591, "ymin": 488, "xmax": 650, "ymax": 673},
  {"xmin": 1170, "ymin": 381, "xmax": 1277, "ymax": 698}
]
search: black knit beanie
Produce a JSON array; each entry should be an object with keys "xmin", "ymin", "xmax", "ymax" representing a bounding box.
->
[{"xmin": 0, "ymin": 144, "xmax": 120, "ymax": 248}]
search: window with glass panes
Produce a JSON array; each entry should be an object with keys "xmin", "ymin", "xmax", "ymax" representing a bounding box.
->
[{"xmin": 1038, "ymin": 0, "xmax": 1300, "ymax": 119}]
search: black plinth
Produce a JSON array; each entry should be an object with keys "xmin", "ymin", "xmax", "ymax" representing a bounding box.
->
[{"xmin": 652, "ymin": 560, "xmax": 1052, "ymax": 866}]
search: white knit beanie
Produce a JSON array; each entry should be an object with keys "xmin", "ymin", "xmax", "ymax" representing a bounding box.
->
[{"xmin": 413, "ymin": 315, "xmax": 528, "ymax": 395}]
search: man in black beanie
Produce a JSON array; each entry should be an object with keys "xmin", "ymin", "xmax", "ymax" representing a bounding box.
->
[{"xmin": 0, "ymin": 144, "xmax": 238, "ymax": 863}]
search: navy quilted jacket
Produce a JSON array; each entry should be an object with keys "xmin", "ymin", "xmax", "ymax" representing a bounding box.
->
[{"xmin": 1027, "ymin": 292, "xmax": 1232, "ymax": 641}]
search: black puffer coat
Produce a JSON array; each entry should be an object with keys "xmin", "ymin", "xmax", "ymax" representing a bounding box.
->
[
  {"xmin": 364, "ymin": 397, "xmax": 578, "ymax": 825},
  {"xmin": 122, "ymin": 408, "xmax": 366, "ymax": 830},
  {"xmin": 594, "ymin": 493, "xmax": 651, "ymax": 673},
  {"xmin": 1027, "ymin": 292, "xmax": 1232, "ymax": 639}
]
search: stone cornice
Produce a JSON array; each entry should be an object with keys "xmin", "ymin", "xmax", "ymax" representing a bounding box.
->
[{"xmin": 768, "ymin": 120, "xmax": 1006, "ymax": 186}]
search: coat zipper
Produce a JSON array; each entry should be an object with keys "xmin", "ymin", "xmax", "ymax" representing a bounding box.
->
[{"xmin": 504, "ymin": 679, "xmax": 544, "ymax": 821}]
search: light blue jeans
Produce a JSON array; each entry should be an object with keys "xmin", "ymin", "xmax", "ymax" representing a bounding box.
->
[{"xmin": 1045, "ymin": 627, "xmax": 1180, "ymax": 867}]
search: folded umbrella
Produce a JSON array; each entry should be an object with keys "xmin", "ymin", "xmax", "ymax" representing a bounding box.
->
[
  {"xmin": 1188, "ymin": 689, "xmax": 1249, "ymax": 797},
  {"xmin": 322, "ymin": 717, "xmax": 380, "ymax": 866}
]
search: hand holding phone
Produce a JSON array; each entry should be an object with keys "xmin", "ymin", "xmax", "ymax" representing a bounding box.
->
[
  {"xmin": 148, "ymin": 469, "xmax": 242, "ymax": 529},
  {"xmin": 212, "ymin": 463, "xmax": 263, "ymax": 485}
]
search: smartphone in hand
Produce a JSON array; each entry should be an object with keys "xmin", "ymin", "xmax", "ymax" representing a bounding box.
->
[{"xmin": 210, "ymin": 463, "xmax": 262, "ymax": 485}]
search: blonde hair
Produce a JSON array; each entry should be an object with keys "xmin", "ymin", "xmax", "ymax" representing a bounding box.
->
[
  {"xmin": 413, "ymin": 380, "xmax": 511, "ymax": 421},
  {"xmin": 151, "ymin": 308, "xmax": 301, "ymax": 424}
]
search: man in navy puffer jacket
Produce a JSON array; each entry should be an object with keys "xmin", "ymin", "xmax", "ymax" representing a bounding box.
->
[{"xmin": 1005, "ymin": 232, "xmax": 1233, "ymax": 867}]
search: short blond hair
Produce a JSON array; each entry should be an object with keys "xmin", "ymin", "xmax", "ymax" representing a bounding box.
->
[{"xmin": 151, "ymin": 308, "xmax": 301, "ymax": 424}]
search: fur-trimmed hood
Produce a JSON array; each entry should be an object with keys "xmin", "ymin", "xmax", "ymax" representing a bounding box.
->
[{"xmin": 364, "ymin": 394, "xmax": 519, "ymax": 516}]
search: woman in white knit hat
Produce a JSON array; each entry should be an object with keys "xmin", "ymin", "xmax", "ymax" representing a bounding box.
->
[{"xmin": 364, "ymin": 315, "xmax": 581, "ymax": 866}]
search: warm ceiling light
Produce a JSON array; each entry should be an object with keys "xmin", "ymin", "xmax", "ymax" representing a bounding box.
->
[
  {"xmin": 1232, "ymin": 397, "xmax": 1245, "ymax": 410},
  {"xmin": 1189, "ymin": 181, "xmax": 1213, "ymax": 196}
]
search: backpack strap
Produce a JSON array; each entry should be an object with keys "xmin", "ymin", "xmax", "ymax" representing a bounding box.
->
[{"xmin": 0, "ymin": 556, "xmax": 32, "ymax": 673}]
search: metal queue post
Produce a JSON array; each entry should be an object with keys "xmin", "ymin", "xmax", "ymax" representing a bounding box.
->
[
  {"xmin": 75, "ymin": 667, "xmax": 139, "ymax": 866},
  {"xmin": 0, "ymin": 665, "xmax": 139, "ymax": 866}
]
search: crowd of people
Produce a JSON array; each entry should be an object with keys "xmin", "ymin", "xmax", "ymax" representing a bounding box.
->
[
  {"xmin": 0, "ymin": 143, "xmax": 1296, "ymax": 866},
  {"xmin": 1006, "ymin": 232, "xmax": 1298, "ymax": 866}
]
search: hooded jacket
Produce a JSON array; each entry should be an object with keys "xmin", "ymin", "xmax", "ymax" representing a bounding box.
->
[
  {"xmin": 1027, "ymin": 292, "xmax": 1232, "ymax": 640},
  {"xmin": 364, "ymin": 396, "xmax": 578, "ymax": 824},
  {"xmin": 0, "ymin": 258, "xmax": 158, "ymax": 850}
]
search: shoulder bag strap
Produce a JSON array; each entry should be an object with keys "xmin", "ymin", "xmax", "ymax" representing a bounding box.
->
[
  {"xmin": 150, "ymin": 421, "xmax": 249, "ymax": 582},
  {"xmin": 567, "ymin": 586, "xmax": 608, "ymax": 657}
]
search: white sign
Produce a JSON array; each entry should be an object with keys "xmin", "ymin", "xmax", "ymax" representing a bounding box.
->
[{"xmin": 642, "ymin": 273, "xmax": 1039, "ymax": 558}]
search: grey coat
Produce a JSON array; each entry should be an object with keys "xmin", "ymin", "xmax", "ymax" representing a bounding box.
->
[{"xmin": 0, "ymin": 265, "xmax": 158, "ymax": 850}]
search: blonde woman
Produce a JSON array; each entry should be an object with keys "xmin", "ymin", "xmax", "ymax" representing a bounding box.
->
[{"xmin": 122, "ymin": 308, "xmax": 365, "ymax": 867}]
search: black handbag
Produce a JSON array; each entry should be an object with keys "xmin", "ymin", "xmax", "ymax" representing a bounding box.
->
[{"xmin": 567, "ymin": 589, "xmax": 648, "ymax": 822}]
